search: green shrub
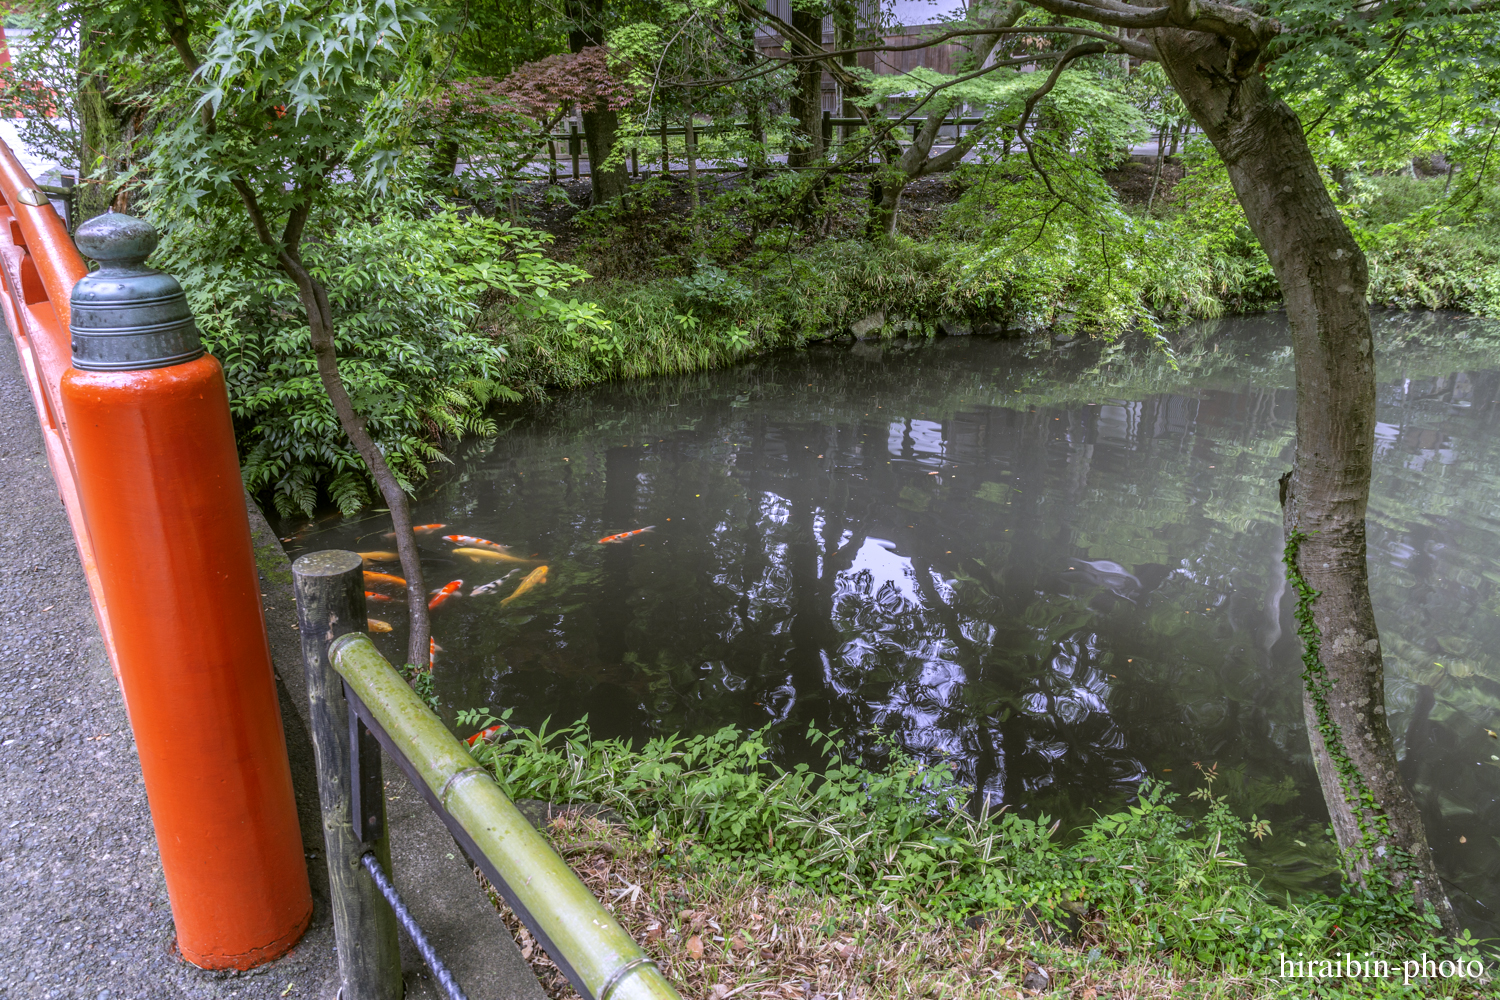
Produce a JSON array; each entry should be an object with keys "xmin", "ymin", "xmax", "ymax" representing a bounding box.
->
[{"xmin": 158, "ymin": 203, "xmax": 591, "ymax": 516}]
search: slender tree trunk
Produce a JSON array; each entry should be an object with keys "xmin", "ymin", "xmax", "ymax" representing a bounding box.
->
[
  {"xmin": 293, "ymin": 263, "xmax": 432, "ymax": 671},
  {"xmin": 738, "ymin": 12, "xmax": 768, "ymax": 175},
  {"xmin": 788, "ymin": 8, "xmax": 825, "ymax": 168},
  {"xmin": 835, "ymin": 0, "xmax": 858, "ymax": 145},
  {"xmin": 230, "ymin": 183, "xmax": 433, "ymax": 669},
  {"xmin": 568, "ymin": 0, "xmax": 626, "ymax": 203},
  {"xmin": 685, "ymin": 108, "xmax": 699, "ymax": 223},
  {"xmin": 1154, "ymin": 27, "xmax": 1457, "ymax": 934}
]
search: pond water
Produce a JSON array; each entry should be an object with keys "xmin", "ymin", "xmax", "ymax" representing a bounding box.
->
[{"xmin": 284, "ymin": 311, "xmax": 1500, "ymax": 934}]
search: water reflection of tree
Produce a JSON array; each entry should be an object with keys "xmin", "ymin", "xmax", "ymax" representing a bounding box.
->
[{"xmin": 332, "ymin": 323, "xmax": 1500, "ymax": 932}]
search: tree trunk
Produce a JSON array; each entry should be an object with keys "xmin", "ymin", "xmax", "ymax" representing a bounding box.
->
[
  {"xmin": 865, "ymin": 104, "xmax": 974, "ymax": 239},
  {"xmin": 580, "ymin": 103, "xmax": 627, "ymax": 203},
  {"xmin": 788, "ymin": 7, "xmax": 825, "ymax": 168},
  {"xmin": 865, "ymin": 175, "xmax": 904, "ymax": 238},
  {"xmin": 568, "ymin": 0, "xmax": 626, "ymax": 204},
  {"xmin": 292, "ymin": 260, "xmax": 432, "ymax": 671},
  {"xmin": 431, "ymin": 138, "xmax": 460, "ymax": 180},
  {"xmin": 835, "ymin": 0, "xmax": 859, "ymax": 145},
  {"xmin": 1153, "ymin": 27, "xmax": 1457, "ymax": 934}
]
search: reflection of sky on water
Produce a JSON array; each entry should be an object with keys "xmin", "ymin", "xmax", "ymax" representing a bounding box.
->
[{"xmin": 288, "ymin": 313, "xmax": 1500, "ymax": 935}]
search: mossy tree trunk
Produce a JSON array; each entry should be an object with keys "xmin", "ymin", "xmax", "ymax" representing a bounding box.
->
[
  {"xmin": 787, "ymin": 6, "xmax": 824, "ymax": 168},
  {"xmin": 1154, "ymin": 25, "xmax": 1457, "ymax": 934}
]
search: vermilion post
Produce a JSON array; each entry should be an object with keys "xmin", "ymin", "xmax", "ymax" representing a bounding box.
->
[{"xmin": 59, "ymin": 213, "xmax": 311, "ymax": 969}]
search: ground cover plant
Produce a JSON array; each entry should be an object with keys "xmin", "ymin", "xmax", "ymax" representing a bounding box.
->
[{"xmin": 460, "ymin": 712, "xmax": 1494, "ymax": 998}]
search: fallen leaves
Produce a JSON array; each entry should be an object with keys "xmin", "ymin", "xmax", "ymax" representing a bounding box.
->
[{"xmin": 477, "ymin": 812, "xmax": 1277, "ymax": 1000}]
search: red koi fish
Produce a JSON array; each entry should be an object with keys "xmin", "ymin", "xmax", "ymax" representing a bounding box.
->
[
  {"xmin": 442, "ymin": 534, "xmax": 515, "ymax": 554},
  {"xmin": 364, "ymin": 571, "xmax": 407, "ymax": 591},
  {"xmin": 365, "ymin": 591, "xmax": 395, "ymax": 604},
  {"xmin": 598, "ymin": 526, "xmax": 655, "ymax": 544},
  {"xmin": 465, "ymin": 725, "xmax": 505, "ymax": 747},
  {"xmin": 382, "ymin": 523, "xmax": 447, "ymax": 538},
  {"xmin": 428, "ymin": 580, "xmax": 463, "ymax": 610}
]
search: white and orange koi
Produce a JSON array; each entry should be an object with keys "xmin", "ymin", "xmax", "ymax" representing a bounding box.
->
[
  {"xmin": 428, "ymin": 580, "xmax": 463, "ymax": 610},
  {"xmin": 598, "ymin": 526, "xmax": 654, "ymax": 544},
  {"xmin": 442, "ymin": 534, "xmax": 515, "ymax": 554}
]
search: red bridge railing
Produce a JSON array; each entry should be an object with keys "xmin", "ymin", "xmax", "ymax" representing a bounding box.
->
[{"xmin": 0, "ymin": 141, "xmax": 312, "ymax": 971}]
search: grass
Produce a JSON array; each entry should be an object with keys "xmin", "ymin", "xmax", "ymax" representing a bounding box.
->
[
  {"xmin": 456, "ymin": 716, "xmax": 1495, "ymax": 1000},
  {"xmin": 485, "ymin": 810, "xmax": 1273, "ymax": 1000}
]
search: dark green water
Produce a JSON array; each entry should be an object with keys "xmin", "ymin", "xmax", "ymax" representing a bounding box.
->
[{"xmin": 284, "ymin": 311, "xmax": 1500, "ymax": 933}]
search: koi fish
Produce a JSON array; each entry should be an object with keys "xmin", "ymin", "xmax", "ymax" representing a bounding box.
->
[
  {"xmin": 500, "ymin": 565, "xmax": 548, "ymax": 606},
  {"xmin": 452, "ymin": 547, "xmax": 535, "ymax": 565},
  {"xmin": 367, "ymin": 619, "xmax": 393, "ymax": 633},
  {"xmin": 382, "ymin": 523, "xmax": 447, "ymax": 538},
  {"xmin": 443, "ymin": 534, "xmax": 515, "ymax": 554},
  {"xmin": 365, "ymin": 591, "xmax": 395, "ymax": 604},
  {"xmin": 470, "ymin": 571, "xmax": 519, "ymax": 597},
  {"xmin": 363, "ymin": 571, "xmax": 407, "ymax": 591},
  {"xmin": 428, "ymin": 580, "xmax": 464, "ymax": 610},
  {"xmin": 465, "ymin": 724, "xmax": 505, "ymax": 747},
  {"xmin": 426, "ymin": 637, "xmax": 442, "ymax": 671},
  {"xmin": 358, "ymin": 551, "xmax": 400, "ymax": 564},
  {"xmin": 599, "ymin": 526, "xmax": 654, "ymax": 544}
]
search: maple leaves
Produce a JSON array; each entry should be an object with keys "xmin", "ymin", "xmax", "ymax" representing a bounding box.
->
[{"xmin": 427, "ymin": 45, "xmax": 636, "ymax": 136}]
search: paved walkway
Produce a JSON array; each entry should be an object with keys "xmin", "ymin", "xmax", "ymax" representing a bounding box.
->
[{"xmin": 0, "ymin": 328, "xmax": 543, "ymax": 999}]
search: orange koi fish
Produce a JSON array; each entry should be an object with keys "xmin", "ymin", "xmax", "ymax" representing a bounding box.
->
[
  {"xmin": 428, "ymin": 580, "xmax": 464, "ymax": 610},
  {"xmin": 500, "ymin": 565, "xmax": 548, "ymax": 606},
  {"xmin": 365, "ymin": 591, "xmax": 395, "ymax": 604},
  {"xmin": 452, "ymin": 547, "xmax": 534, "ymax": 565},
  {"xmin": 599, "ymin": 526, "xmax": 654, "ymax": 544},
  {"xmin": 443, "ymin": 534, "xmax": 515, "ymax": 554},
  {"xmin": 364, "ymin": 571, "xmax": 407, "ymax": 591},
  {"xmin": 465, "ymin": 724, "xmax": 505, "ymax": 747},
  {"xmin": 382, "ymin": 523, "xmax": 447, "ymax": 538},
  {"xmin": 367, "ymin": 619, "xmax": 393, "ymax": 633},
  {"xmin": 358, "ymin": 551, "xmax": 400, "ymax": 564}
]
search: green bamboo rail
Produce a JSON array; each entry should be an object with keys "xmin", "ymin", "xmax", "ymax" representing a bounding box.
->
[{"xmin": 328, "ymin": 631, "xmax": 683, "ymax": 1000}]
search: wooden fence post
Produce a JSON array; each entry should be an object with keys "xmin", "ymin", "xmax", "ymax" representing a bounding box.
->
[{"xmin": 293, "ymin": 550, "xmax": 401, "ymax": 1000}]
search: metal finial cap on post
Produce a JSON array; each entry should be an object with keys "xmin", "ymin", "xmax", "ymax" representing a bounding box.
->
[{"xmin": 69, "ymin": 212, "xmax": 204, "ymax": 371}]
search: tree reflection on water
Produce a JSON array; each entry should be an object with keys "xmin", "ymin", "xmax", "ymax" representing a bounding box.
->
[{"xmin": 289, "ymin": 311, "xmax": 1500, "ymax": 933}]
